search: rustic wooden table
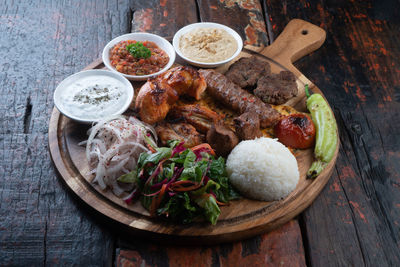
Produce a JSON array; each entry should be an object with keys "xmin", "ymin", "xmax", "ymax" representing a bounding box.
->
[{"xmin": 1, "ymin": 0, "xmax": 399, "ymax": 266}]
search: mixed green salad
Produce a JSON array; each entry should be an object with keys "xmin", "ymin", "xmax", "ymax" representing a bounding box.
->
[{"xmin": 118, "ymin": 140, "xmax": 240, "ymax": 224}]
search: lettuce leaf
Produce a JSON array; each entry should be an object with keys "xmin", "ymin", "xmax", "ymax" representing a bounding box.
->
[
  {"xmin": 134, "ymin": 141, "xmax": 239, "ymax": 225},
  {"xmin": 117, "ymin": 169, "xmax": 137, "ymax": 183},
  {"xmin": 193, "ymin": 194, "xmax": 220, "ymax": 225}
]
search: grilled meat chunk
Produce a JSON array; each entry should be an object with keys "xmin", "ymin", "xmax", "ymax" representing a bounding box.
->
[
  {"xmin": 254, "ymin": 70, "xmax": 297, "ymax": 105},
  {"xmin": 135, "ymin": 78, "xmax": 171, "ymax": 125},
  {"xmin": 206, "ymin": 121, "xmax": 239, "ymax": 157},
  {"xmin": 225, "ymin": 56, "xmax": 270, "ymax": 89},
  {"xmin": 234, "ymin": 112, "xmax": 263, "ymax": 140},
  {"xmin": 155, "ymin": 122, "xmax": 205, "ymax": 148},
  {"xmin": 199, "ymin": 69, "xmax": 281, "ymax": 128},
  {"xmin": 135, "ymin": 66, "xmax": 206, "ymax": 124},
  {"xmin": 169, "ymin": 104, "xmax": 224, "ymax": 133},
  {"xmin": 160, "ymin": 65, "xmax": 207, "ymax": 100}
]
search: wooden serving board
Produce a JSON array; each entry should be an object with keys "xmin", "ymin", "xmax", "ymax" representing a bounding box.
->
[{"xmin": 49, "ymin": 19, "xmax": 338, "ymax": 244}]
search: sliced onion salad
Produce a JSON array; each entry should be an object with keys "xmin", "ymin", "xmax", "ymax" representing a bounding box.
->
[{"xmin": 82, "ymin": 115, "xmax": 157, "ymax": 196}]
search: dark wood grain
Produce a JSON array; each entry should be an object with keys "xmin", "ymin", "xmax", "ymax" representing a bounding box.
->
[
  {"xmin": 265, "ymin": 0, "xmax": 400, "ymax": 266},
  {"xmin": 3, "ymin": 0, "xmax": 400, "ymax": 265},
  {"xmin": 116, "ymin": 220, "xmax": 306, "ymax": 266},
  {"xmin": 130, "ymin": 0, "xmax": 270, "ymax": 46},
  {"xmin": 197, "ymin": 0, "xmax": 270, "ymax": 46},
  {"xmin": 0, "ymin": 0, "xmax": 137, "ymax": 265},
  {"xmin": 131, "ymin": 0, "xmax": 198, "ymax": 40}
]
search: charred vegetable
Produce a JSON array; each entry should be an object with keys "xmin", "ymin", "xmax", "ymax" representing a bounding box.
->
[
  {"xmin": 305, "ymin": 85, "xmax": 338, "ymax": 178},
  {"xmin": 119, "ymin": 140, "xmax": 239, "ymax": 224},
  {"xmin": 274, "ymin": 113, "xmax": 315, "ymax": 149}
]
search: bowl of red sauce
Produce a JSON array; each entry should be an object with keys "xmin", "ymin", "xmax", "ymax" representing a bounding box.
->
[{"xmin": 103, "ymin": 33, "xmax": 175, "ymax": 81}]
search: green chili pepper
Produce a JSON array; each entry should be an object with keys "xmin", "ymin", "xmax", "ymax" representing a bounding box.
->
[{"xmin": 305, "ymin": 84, "xmax": 338, "ymax": 179}]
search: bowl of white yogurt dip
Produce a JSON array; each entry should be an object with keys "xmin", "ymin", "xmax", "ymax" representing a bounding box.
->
[{"xmin": 54, "ymin": 70, "xmax": 133, "ymax": 123}]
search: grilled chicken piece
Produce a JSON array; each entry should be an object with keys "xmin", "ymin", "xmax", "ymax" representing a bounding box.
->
[
  {"xmin": 160, "ymin": 66, "xmax": 207, "ymax": 100},
  {"xmin": 169, "ymin": 104, "xmax": 224, "ymax": 133},
  {"xmin": 135, "ymin": 66, "xmax": 207, "ymax": 124},
  {"xmin": 155, "ymin": 122, "xmax": 205, "ymax": 148},
  {"xmin": 135, "ymin": 78, "xmax": 171, "ymax": 125}
]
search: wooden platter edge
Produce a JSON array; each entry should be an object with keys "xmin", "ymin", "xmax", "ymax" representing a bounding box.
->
[{"xmin": 47, "ymin": 19, "xmax": 338, "ymax": 244}]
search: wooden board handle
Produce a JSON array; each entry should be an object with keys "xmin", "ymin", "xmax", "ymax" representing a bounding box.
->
[{"xmin": 261, "ymin": 19, "xmax": 326, "ymax": 68}]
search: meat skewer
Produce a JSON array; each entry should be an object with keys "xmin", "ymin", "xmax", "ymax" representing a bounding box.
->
[{"xmin": 199, "ymin": 69, "xmax": 281, "ymax": 128}]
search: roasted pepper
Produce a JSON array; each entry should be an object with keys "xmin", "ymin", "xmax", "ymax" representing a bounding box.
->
[{"xmin": 305, "ymin": 85, "xmax": 338, "ymax": 178}]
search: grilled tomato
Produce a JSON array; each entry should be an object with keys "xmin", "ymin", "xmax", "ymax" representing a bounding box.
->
[{"xmin": 274, "ymin": 113, "xmax": 316, "ymax": 149}]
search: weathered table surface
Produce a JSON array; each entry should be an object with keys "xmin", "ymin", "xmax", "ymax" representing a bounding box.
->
[{"xmin": 1, "ymin": 0, "xmax": 399, "ymax": 266}]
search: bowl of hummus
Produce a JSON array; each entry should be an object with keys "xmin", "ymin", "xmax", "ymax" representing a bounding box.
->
[{"xmin": 173, "ymin": 22, "xmax": 243, "ymax": 68}]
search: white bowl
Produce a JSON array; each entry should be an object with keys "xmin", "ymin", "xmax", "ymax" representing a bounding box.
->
[
  {"xmin": 54, "ymin": 70, "xmax": 133, "ymax": 124},
  {"xmin": 102, "ymin": 33, "xmax": 176, "ymax": 81},
  {"xmin": 173, "ymin": 22, "xmax": 243, "ymax": 68}
]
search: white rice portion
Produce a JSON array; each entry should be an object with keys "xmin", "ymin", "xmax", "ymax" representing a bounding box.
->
[{"xmin": 226, "ymin": 137, "xmax": 299, "ymax": 201}]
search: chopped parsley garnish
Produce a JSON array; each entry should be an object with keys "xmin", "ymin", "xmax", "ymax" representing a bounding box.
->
[{"xmin": 126, "ymin": 42, "xmax": 151, "ymax": 59}]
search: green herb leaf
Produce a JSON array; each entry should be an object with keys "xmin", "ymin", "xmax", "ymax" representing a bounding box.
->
[
  {"xmin": 180, "ymin": 166, "xmax": 196, "ymax": 181},
  {"xmin": 193, "ymin": 194, "xmax": 220, "ymax": 225},
  {"xmin": 157, "ymin": 193, "xmax": 197, "ymax": 224},
  {"xmin": 144, "ymin": 147, "xmax": 171, "ymax": 165},
  {"xmin": 126, "ymin": 42, "xmax": 151, "ymax": 59},
  {"xmin": 143, "ymin": 130, "xmax": 157, "ymax": 150},
  {"xmin": 163, "ymin": 162, "xmax": 175, "ymax": 179},
  {"xmin": 136, "ymin": 152, "xmax": 150, "ymax": 170},
  {"xmin": 142, "ymin": 195, "xmax": 153, "ymax": 210},
  {"xmin": 167, "ymin": 139, "xmax": 181, "ymax": 148},
  {"xmin": 117, "ymin": 169, "xmax": 137, "ymax": 183},
  {"xmin": 183, "ymin": 150, "xmax": 196, "ymax": 169},
  {"xmin": 194, "ymin": 166, "xmax": 203, "ymax": 183},
  {"xmin": 182, "ymin": 192, "xmax": 196, "ymax": 212},
  {"xmin": 209, "ymin": 157, "xmax": 225, "ymax": 177},
  {"xmin": 192, "ymin": 180, "xmax": 220, "ymax": 196}
]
